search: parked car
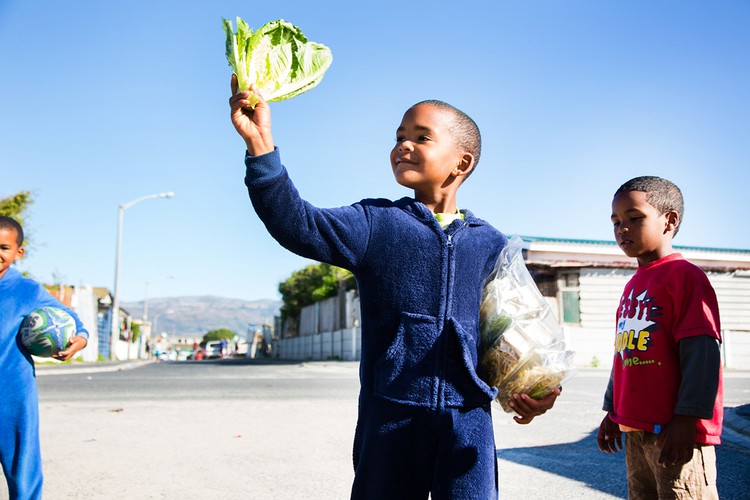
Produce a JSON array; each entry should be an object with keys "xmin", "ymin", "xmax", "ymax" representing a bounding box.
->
[
  {"xmin": 176, "ymin": 349, "xmax": 192, "ymax": 361},
  {"xmin": 188, "ymin": 348, "xmax": 205, "ymax": 360},
  {"xmin": 203, "ymin": 340, "xmax": 223, "ymax": 359}
]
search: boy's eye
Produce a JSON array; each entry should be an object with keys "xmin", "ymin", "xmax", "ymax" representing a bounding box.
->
[{"xmin": 395, "ymin": 136, "xmax": 404, "ymax": 142}]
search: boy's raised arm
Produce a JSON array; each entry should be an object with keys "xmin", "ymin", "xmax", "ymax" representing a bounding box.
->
[{"xmin": 229, "ymin": 75, "xmax": 274, "ymax": 156}]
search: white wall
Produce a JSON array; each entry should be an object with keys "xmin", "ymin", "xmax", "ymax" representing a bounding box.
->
[
  {"xmin": 273, "ymin": 327, "xmax": 361, "ymax": 361},
  {"xmin": 72, "ymin": 285, "xmax": 100, "ymax": 362}
]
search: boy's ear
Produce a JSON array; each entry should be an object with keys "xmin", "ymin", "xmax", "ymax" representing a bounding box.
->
[
  {"xmin": 453, "ymin": 153, "xmax": 475, "ymax": 178},
  {"xmin": 665, "ymin": 211, "xmax": 680, "ymax": 233}
]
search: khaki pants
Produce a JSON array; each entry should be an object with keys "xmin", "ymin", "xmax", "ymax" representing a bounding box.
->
[{"xmin": 625, "ymin": 431, "xmax": 718, "ymax": 500}]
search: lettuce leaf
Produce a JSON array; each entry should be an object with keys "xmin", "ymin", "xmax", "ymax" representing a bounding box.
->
[{"xmin": 223, "ymin": 17, "xmax": 333, "ymax": 108}]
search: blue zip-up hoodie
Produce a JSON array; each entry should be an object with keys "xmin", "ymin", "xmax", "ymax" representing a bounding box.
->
[{"xmin": 244, "ymin": 148, "xmax": 507, "ymax": 409}]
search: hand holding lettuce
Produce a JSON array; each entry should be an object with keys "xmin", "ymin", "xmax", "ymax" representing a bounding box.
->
[
  {"xmin": 223, "ymin": 17, "xmax": 333, "ymax": 108},
  {"xmin": 480, "ymin": 236, "xmax": 576, "ymax": 413}
]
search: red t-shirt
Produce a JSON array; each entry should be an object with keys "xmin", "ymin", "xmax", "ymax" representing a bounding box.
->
[{"xmin": 610, "ymin": 253, "xmax": 723, "ymax": 445}]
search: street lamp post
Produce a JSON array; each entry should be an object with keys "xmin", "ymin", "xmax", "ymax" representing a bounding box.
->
[
  {"xmin": 150, "ymin": 309, "xmax": 174, "ymax": 339},
  {"xmin": 110, "ymin": 192, "xmax": 174, "ymax": 361}
]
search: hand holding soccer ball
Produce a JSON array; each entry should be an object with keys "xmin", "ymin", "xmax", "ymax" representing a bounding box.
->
[{"xmin": 19, "ymin": 307, "xmax": 85, "ymax": 359}]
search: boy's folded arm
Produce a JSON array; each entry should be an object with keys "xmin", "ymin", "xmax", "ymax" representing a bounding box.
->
[{"xmin": 673, "ymin": 335, "xmax": 721, "ymax": 419}]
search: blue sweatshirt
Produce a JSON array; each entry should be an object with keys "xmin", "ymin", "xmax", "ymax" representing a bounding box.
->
[{"xmin": 245, "ymin": 148, "xmax": 507, "ymax": 409}]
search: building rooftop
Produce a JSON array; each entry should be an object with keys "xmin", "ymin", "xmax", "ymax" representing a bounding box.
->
[{"xmin": 520, "ymin": 236, "xmax": 750, "ymax": 271}]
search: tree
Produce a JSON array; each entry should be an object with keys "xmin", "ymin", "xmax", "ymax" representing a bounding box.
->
[
  {"xmin": 277, "ymin": 263, "xmax": 356, "ymax": 324},
  {"xmin": 130, "ymin": 322, "xmax": 141, "ymax": 344},
  {"xmin": 202, "ymin": 328, "xmax": 236, "ymax": 344},
  {"xmin": 0, "ymin": 191, "xmax": 34, "ymax": 245}
]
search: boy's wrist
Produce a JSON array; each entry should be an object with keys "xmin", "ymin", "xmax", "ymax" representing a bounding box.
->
[{"xmin": 245, "ymin": 134, "xmax": 274, "ymax": 157}]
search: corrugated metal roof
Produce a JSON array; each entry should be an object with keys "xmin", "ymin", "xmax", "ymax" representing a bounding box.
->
[
  {"xmin": 521, "ymin": 235, "xmax": 750, "ymax": 254},
  {"xmin": 93, "ymin": 287, "xmax": 112, "ymax": 300}
]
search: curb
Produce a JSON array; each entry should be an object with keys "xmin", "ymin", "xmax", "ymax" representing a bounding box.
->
[
  {"xmin": 722, "ymin": 405, "xmax": 750, "ymax": 448},
  {"xmin": 35, "ymin": 360, "xmax": 155, "ymax": 376}
]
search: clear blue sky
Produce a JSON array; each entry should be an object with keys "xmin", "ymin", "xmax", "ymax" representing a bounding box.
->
[{"xmin": 3, "ymin": 0, "xmax": 749, "ymax": 303}]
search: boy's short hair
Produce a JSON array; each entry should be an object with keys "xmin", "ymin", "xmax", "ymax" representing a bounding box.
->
[
  {"xmin": 614, "ymin": 176, "xmax": 684, "ymax": 235},
  {"xmin": 413, "ymin": 100, "xmax": 482, "ymax": 172},
  {"xmin": 0, "ymin": 216, "xmax": 24, "ymax": 245}
]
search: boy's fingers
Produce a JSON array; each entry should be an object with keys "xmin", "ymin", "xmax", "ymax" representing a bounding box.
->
[
  {"xmin": 513, "ymin": 415, "xmax": 534, "ymax": 425},
  {"xmin": 598, "ymin": 436, "xmax": 621, "ymax": 453},
  {"xmin": 52, "ymin": 350, "xmax": 70, "ymax": 361},
  {"xmin": 231, "ymin": 74, "xmax": 238, "ymax": 94},
  {"xmin": 248, "ymin": 84, "xmax": 269, "ymax": 107},
  {"xmin": 613, "ymin": 434, "xmax": 623, "ymax": 451},
  {"xmin": 597, "ymin": 431, "xmax": 612, "ymax": 452},
  {"xmin": 509, "ymin": 395, "xmax": 537, "ymax": 416}
]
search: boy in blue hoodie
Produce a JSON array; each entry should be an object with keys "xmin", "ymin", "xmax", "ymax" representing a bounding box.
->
[
  {"xmin": 229, "ymin": 78, "xmax": 559, "ymax": 499},
  {"xmin": 0, "ymin": 216, "xmax": 89, "ymax": 500}
]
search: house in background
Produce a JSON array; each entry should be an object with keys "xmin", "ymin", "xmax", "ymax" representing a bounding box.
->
[
  {"xmin": 523, "ymin": 237, "xmax": 750, "ymax": 369},
  {"xmin": 94, "ymin": 287, "xmax": 113, "ymax": 360},
  {"xmin": 42, "ymin": 285, "xmax": 139, "ymax": 362}
]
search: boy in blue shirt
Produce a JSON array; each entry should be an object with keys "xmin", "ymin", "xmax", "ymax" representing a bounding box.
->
[
  {"xmin": 0, "ymin": 216, "xmax": 89, "ymax": 499},
  {"xmin": 229, "ymin": 78, "xmax": 559, "ymax": 499}
]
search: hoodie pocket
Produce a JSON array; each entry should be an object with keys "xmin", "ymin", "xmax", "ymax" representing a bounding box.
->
[
  {"xmin": 443, "ymin": 317, "xmax": 498, "ymax": 407},
  {"xmin": 373, "ymin": 312, "xmax": 439, "ymax": 407}
]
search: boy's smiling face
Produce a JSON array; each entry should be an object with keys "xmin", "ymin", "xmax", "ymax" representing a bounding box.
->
[
  {"xmin": 390, "ymin": 104, "xmax": 469, "ymax": 202},
  {"xmin": 0, "ymin": 227, "xmax": 25, "ymax": 280},
  {"xmin": 611, "ymin": 190, "xmax": 677, "ymax": 267}
]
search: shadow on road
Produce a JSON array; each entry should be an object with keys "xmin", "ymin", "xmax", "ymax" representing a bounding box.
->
[
  {"xmin": 498, "ymin": 426, "xmax": 750, "ymax": 500},
  {"xmin": 497, "ymin": 430, "xmax": 627, "ymax": 498}
]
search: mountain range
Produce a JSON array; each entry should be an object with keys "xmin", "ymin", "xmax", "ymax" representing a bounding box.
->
[{"xmin": 121, "ymin": 296, "xmax": 281, "ymax": 338}]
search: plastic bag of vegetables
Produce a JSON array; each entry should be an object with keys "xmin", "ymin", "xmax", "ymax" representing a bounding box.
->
[{"xmin": 480, "ymin": 235, "xmax": 576, "ymax": 412}]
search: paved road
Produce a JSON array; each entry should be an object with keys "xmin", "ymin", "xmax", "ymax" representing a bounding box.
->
[{"xmin": 3, "ymin": 360, "xmax": 749, "ymax": 499}]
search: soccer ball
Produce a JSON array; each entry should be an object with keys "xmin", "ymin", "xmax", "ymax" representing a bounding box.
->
[{"xmin": 19, "ymin": 307, "xmax": 76, "ymax": 357}]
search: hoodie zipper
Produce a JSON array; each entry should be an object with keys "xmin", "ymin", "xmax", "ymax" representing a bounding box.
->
[{"xmin": 435, "ymin": 226, "xmax": 464, "ymax": 408}]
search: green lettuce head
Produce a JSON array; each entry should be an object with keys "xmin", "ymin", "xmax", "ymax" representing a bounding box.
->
[{"xmin": 223, "ymin": 17, "xmax": 333, "ymax": 108}]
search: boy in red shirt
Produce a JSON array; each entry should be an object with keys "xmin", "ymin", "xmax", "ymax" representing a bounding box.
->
[{"xmin": 597, "ymin": 176, "xmax": 722, "ymax": 499}]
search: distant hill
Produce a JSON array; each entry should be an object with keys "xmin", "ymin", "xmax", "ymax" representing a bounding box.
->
[{"xmin": 121, "ymin": 296, "xmax": 281, "ymax": 338}]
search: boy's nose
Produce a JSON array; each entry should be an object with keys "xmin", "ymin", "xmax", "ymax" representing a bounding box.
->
[{"xmin": 398, "ymin": 141, "xmax": 413, "ymax": 152}]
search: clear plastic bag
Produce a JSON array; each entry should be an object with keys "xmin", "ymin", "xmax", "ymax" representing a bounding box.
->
[
  {"xmin": 493, "ymin": 345, "xmax": 576, "ymax": 412},
  {"xmin": 480, "ymin": 235, "xmax": 576, "ymax": 412}
]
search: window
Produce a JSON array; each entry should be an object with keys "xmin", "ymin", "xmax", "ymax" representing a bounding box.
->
[{"xmin": 559, "ymin": 271, "xmax": 581, "ymax": 325}]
